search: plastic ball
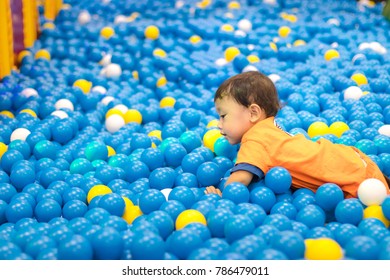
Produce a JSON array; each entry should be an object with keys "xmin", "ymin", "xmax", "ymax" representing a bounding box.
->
[
  {"xmin": 103, "ymin": 63, "xmax": 122, "ymax": 78},
  {"xmin": 90, "ymin": 227, "xmax": 123, "ymax": 260},
  {"xmin": 131, "ymin": 231, "xmax": 165, "ymax": 260},
  {"xmin": 222, "ymin": 182, "xmax": 250, "ymax": 204},
  {"xmin": 224, "ymin": 46, "xmax": 240, "ymax": 62},
  {"xmin": 358, "ymin": 178, "xmax": 388, "ymax": 206},
  {"xmin": 315, "ymin": 183, "xmax": 344, "ymax": 211},
  {"xmin": 105, "ymin": 114, "xmax": 125, "ymax": 133},
  {"xmin": 203, "ymin": 129, "xmax": 222, "ymax": 152},
  {"xmin": 122, "ymin": 205, "xmax": 143, "ymax": 224},
  {"xmin": 55, "ymin": 99, "xmax": 74, "ymax": 111},
  {"xmin": 335, "ymin": 198, "xmax": 364, "ymax": 225},
  {"xmin": 159, "ymin": 96, "xmax": 176, "ymax": 108},
  {"xmin": 324, "ymin": 49, "xmax": 340, "ymax": 61},
  {"xmin": 307, "ymin": 121, "xmax": 329, "ymax": 138},
  {"xmin": 10, "ymin": 128, "xmax": 31, "ymax": 142},
  {"xmin": 189, "ymin": 35, "xmax": 202, "ymax": 44},
  {"xmin": 35, "ymin": 49, "xmax": 51, "ymax": 60},
  {"xmin": 344, "ymin": 86, "xmax": 363, "ymax": 100},
  {"xmin": 73, "ymin": 79, "xmax": 92, "ymax": 94},
  {"xmin": 58, "ymin": 234, "xmax": 93, "ymax": 260},
  {"xmin": 237, "ymin": 19, "xmax": 252, "ymax": 32},
  {"xmin": 196, "ymin": 162, "xmax": 223, "ymax": 187},
  {"xmin": 345, "ymin": 235, "xmax": 379, "ymax": 260},
  {"xmin": 100, "ymin": 26, "xmax": 115, "ymax": 39},
  {"xmin": 98, "ymin": 193, "xmax": 126, "ymax": 216},
  {"xmin": 144, "ymin": 25, "xmax": 160, "ymax": 40},
  {"xmin": 87, "ymin": 185, "xmax": 112, "ymax": 204},
  {"xmin": 378, "ymin": 125, "xmax": 390, "ymax": 137},
  {"xmin": 250, "ymin": 186, "xmax": 276, "ymax": 213},
  {"xmin": 264, "ymin": 167, "xmax": 292, "ymax": 194},
  {"xmin": 296, "ymin": 204, "xmax": 325, "ymax": 229},
  {"xmin": 304, "ymin": 238, "xmax": 343, "ymax": 260},
  {"xmin": 34, "ymin": 198, "xmax": 62, "ymax": 222},
  {"xmin": 224, "ymin": 214, "xmax": 255, "ymax": 243},
  {"xmin": 329, "ymin": 121, "xmax": 350, "ymax": 137},
  {"xmin": 166, "ymin": 228, "xmax": 203, "ymax": 259},
  {"xmin": 62, "ymin": 200, "xmax": 88, "ymax": 220},
  {"xmin": 278, "ymin": 26, "xmax": 291, "ymax": 38},
  {"xmin": 270, "ymin": 230, "xmax": 305, "ymax": 260},
  {"xmin": 124, "ymin": 109, "xmax": 142, "ymax": 124},
  {"xmin": 363, "ymin": 205, "xmax": 390, "ymax": 227},
  {"xmin": 351, "ymin": 73, "xmax": 368, "ymax": 86},
  {"xmin": 175, "ymin": 209, "xmax": 207, "ymax": 230},
  {"xmin": 139, "ymin": 189, "xmax": 166, "ymax": 214}
]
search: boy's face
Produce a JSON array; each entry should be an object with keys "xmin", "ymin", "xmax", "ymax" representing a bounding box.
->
[{"xmin": 215, "ymin": 96, "xmax": 254, "ymax": 145}]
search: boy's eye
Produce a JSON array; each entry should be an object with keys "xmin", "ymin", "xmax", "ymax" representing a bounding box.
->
[{"xmin": 220, "ymin": 114, "xmax": 226, "ymax": 119}]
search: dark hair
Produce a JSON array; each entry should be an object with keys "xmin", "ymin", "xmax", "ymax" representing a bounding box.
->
[{"xmin": 214, "ymin": 71, "xmax": 280, "ymax": 117}]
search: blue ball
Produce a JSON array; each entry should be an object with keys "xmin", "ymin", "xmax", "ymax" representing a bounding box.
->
[
  {"xmin": 270, "ymin": 201, "xmax": 297, "ymax": 220},
  {"xmin": 224, "ymin": 214, "xmax": 255, "ymax": 243},
  {"xmin": 234, "ymin": 203, "xmax": 267, "ymax": 227},
  {"xmin": 97, "ymin": 193, "xmax": 125, "ymax": 216},
  {"xmin": 168, "ymin": 186, "xmax": 196, "ymax": 209},
  {"xmin": 131, "ymin": 231, "xmax": 166, "ymax": 260},
  {"xmin": 230, "ymin": 234, "xmax": 267, "ymax": 260},
  {"xmin": 5, "ymin": 200, "xmax": 33, "ymax": 223},
  {"xmin": 164, "ymin": 143, "xmax": 187, "ymax": 168},
  {"xmin": 139, "ymin": 189, "xmax": 166, "ymax": 214},
  {"xmin": 334, "ymin": 223, "xmax": 361, "ymax": 247},
  {"xmin": 149, "ymin": 167, "xmax": 176, "ymax": 190},
  {"xmin": 270, "ymin": 230, "xmax": 305, "ymax": 260},
  {"xmin": 1, "ymin": 149, "xmax": 24, "ymax": 173},
  {"xmin": 90, "ymin": 227, "xmax": 123, "ymax": 260},
  {"xmin": 292, "ymin": 193, "xmax": 316, "ymax": 210},
  {"xmin": 25, "ymin": 235, "xmax": 56, "ymax": 259},
  {"xmin": 166, "ymin": 228, "xmax": 203, "ymax": 259},
  {"xmin": 196, "ymin": 161, "xmax": 224, "ymax": 187},
  {"xmin": 255, "ymin": 248, "xmax": 288, "ymax": 260},
  {"xmin": 382, "ymin": 196, "xmax": 390, "ymax": 220},
  {"xmin": 140, "ymin": 147, "xmax": 164, "ymax": 171},
  {"xmin": 265, "ymin": 167, "xmax": 292, "ymax": 194},
  {"xmin": 187, "ymin": 248, "xmax": 219, "ymax": 260},
  {"xmin": 345, "ymin": 236, "xmax": 380, "ymax": 260},
  {"xmin": 62, "ymin": 200, "xmax": 88, "ymax": 220},
  {"xmin": 315, "ymin": 183, "xmax": 344, "ymax": 211},
  {"xmin": 296, "ymin": 204, "xmax": 325, "ymax": 229},
  {"xmin": 249, "ymin": 186, "xmax": 276, "ymax": 213},
  {"xmin": 181, "ymin": 153, "xmax": 206, "ymax": 174},
  {"xmin": 0, "ymin": 183, "xmax": 17, "ymax": 203},
  {"xmin": 58, "ymin": 234, "xmax": 93, "ymax": 260},
  {"xmin": 222, "ymin": 182, "xmax": 250, "ymax": 204},
  {"xmin": 253, "ymin": 224, "xmax": 280, "ymax": 244},
  {"xmin": 207, "ymin": 208, "xmax": 234, "ymax": 238},
  {"xmin": 159, "ymin": 200, "xmax": 186, "ymax": 221},
  {"xmin": 180, "ymin": 108, "xmax": 202, "ymax": 129},
  {"xmin": 335, "ymin": 198, "xmax": 363, "ymax": 225},
  {"xmin": 125, "ymin": 160, "xmax": 150, "ymax": 183},
  {"xmin": 146, "ymin": 210, "xmax": 174, "ymax": 240},
  {"xmin": 34, "ymin": 198, "xmax": 62, "ymax": 223}
]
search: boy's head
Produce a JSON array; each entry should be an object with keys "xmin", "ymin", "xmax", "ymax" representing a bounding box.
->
[
  {"xmin": 214, "ymin": 71, "xmax": 280, "ymax": 117},
  {"xmin": 214, "ymin": 71, "xmax": 280, "ymax": 145}
]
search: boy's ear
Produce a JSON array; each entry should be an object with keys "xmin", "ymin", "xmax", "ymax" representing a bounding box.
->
[{"xmin": 248, "ymin": 104, "xmax": 266, "ymax": 122}]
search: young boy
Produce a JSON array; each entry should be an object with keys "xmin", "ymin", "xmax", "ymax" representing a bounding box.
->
[{"xmin": 205, "ymin": 71, "xmax": 389, "ymax": 198}]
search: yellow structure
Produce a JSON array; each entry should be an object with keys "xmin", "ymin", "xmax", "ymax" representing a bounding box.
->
[
  {"xmin": 0, "ymin": 0, "xmax": 14, "ymax": 79},
  {"xmin": 44, "ymin": 0, "xmax": 63, "ymax": 21}
]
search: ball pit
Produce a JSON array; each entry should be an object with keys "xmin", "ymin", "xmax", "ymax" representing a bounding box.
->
[{"xmin": 0, "ymin": 0, "xmax": 389, "ymax": 261}]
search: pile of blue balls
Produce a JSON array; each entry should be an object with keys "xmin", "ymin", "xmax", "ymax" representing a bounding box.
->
[{"xmin": 0, "ymin": 0, "xmax": 390, "ymax": 260}]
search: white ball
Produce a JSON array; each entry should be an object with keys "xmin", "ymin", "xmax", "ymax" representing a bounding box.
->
[
  {"xmin": 247, "ymin": 44, "xmax": 255, "ymax": 51},
  {"xmin": 51, "ymin": 110, "xmax": 69, "ymax": 119},
  {"xmin": 78, "ymin": 11, "xmax": 91, "ymax": 25},
  {"xmin": 114, "ymin": 104, "xmax": 128, "ymax": 114},
  {"xmin": 378, "ymin": 125, "xmax": 390, "ymax": 137},
  {"xmin": 238, "ymin": 19, "xmax": 252, "ymax": 33},
  {"xmin": 91, "ymin": 85, "xmax": 107, "ymax": 94},
  {"xmin": 330, "ymin": 42, "xmax": 339, "ymax": 48},
  {"xmin": 21, "ymin": 88, "xmax": 38, "ymax": 98},
  {"xmin": 234, "ymin": 30, "xmax": 247, "ymax": 37},
  {"xmin": 104, "ymin": 63, "xmax": 122, "ymax": 78},
  {"xmin": 327, "ymin": 18, "xmax": 340, "ymax": 26},
  {"xmin": 175, "ymin": 1, "xmax": 185, "ymax": 8},
  {"xmin": 242, "ymin": 65, "xmax": 258, "ymax": 73},
  {"xmin": 268, "ymin": 74, "xmax": 281, "ymax": 83},
  {"xmin": 160, "ymin": 188, "xmax": 172, "ymax": 200},
  {"xmin": 344, "ymin": 86, "xmax": 363, "ymax": 100},
  {"xmin": 10, "ymin": 128, "xmax": 31, "ymax": 142},
  {"xmin": 101, "ymin": 96, "xmax": 115, "ymax": 106},
  {"xmin": 358, "ymin": 178, "xmax": 388, "ymax": 206},
  {"xmin": 370, "ymin": 42, "xmax": 387, "ymax": 55},
  {"xmin": 114, "ymin": 15, "xmax": 127, "ymax": 24},
  {"xmin": 105, "ymin": 114, "xmax": 125, "ymax": 133},
  {"xmin": 358, "ymin": 42, "xmax": 370, "ymax": 51},
  {"xmin": 351, "ymin": 54, "xmax": 366, "ymax": 64},
  {"xmin": 55, "ymin": 98, "xmax": 74, "ymax": 111},
  {"xmin": 215, "ymin": 58, "xmax": 228, "ymax": 67},
  {"xmin": 99, "ymin": 53, "xmax": 112, "ymax": 66}
]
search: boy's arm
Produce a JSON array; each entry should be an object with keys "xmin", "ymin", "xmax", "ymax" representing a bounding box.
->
[{"xmin": 204, "ymin": 170, "xmax": 254, "ymax": 195}]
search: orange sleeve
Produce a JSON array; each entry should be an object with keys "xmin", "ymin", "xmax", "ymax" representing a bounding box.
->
[{"xmin": 235, "ymin": 139, "xmax": 272, "ymax": 174}]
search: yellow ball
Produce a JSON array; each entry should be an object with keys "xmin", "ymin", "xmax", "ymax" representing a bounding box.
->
[
  {"xmin": 144, "ymin": 25, "xmax": 160, "ymax": 40},
  {"xmin": 221, "ymin": 24, "xmax": 234, "ymax": 32},
  {"xmin": 122, "ymin": 205, "xmax": 143, "ymax": 224},
  {"xmin": 124, "ymin": 109, "xmax": 142, "ymax": 124},
  {"xmin": 203, "ymin": 129, "xmax": 222, "ymax": 152},
  {"xmin": 0, "ymin": 142, "xmax": 8, "ymax": 159},
  {"xmin": 73, "ymin": 79, "xmax": 92, "ymax": 94},
  {"xmin": 43, "ymin": 22, "xmax": 55, "ymax": 29},
  {"xmin": 363, "ymin": 91, "xmax": 370, "ymax": 96},
  {"xmin": 207, "ymin": 119, "xmax": 219, "ymax": 128},
  {"xmin": 307, "ymin": 121, "xmax": 330, "ymax": 138},
  {"xmin": 148, "ymin": 130, "xmax": 162, "ymax": 140},
  {"xmin": 228, "ymin": 1, "xmax": 241, "ymax": 9},
  {"xmin": 107, "ymin": 145, "xmax": 116, "ymax": 157},
  {"xmin": 293, "ymin": 39, "xmax": 306, "ymax": 47},
  {"xmin": 269, "ymin": 42, "xmax": 278, "ymax": 52},
  {"xmin": 304, "ymin": 238, "xmax": 343, "ymax": 260},
  {"xmin": 18, "ymin": 50, "xmax": 32, "ymax": 64},
  {"xmin": 0, "ymin": 111, "xmax": 15, "ymax": 118},
  {"xmin": 100, "ymin": 26, "xmax": 115, "ymax": 39},
  {"xmin": 20, "ymin": 109, "xmax": 37, "ymax": 118},
  {"xmin": 175, "ymin": 209, "xmax": 207, "ymax": 230},
  {"xmin": 189, "ymin": 35, "xmax": 202, "ymax": 44},
  {"xmin": 160, "ymin": 96, "xmax": 176, "ymax": 108},
  {"xmin": 363, "ymin": 205, "xmax": 390, "ymax": 227},
  {"xmin": 35, "ymin": 49, "xmax": 51, "ymax": 60},
  {"xmin": 247, "ymin": 54, "xmax": 260, "ymax": 63},
  {"xmin": 105, "ymin": 108, "xmax": 125, "ymax": 119},
  {"xmin": 132, "ymin": 71, "xmax": 139, "ymax": 80},
  {"xmin": 153, "ymin": 48, "xmax": 167, "ymax": 58},
  {"xmin": 156, "ymin": 76, "xmax": 167, "ymax": 87},
  {"xmin": 87, "ymin": 185, "xmax": 112, "ymax": 204},
  {"xmin": 285, "ymin": 14, "xmax": 298, "ymax": 23},
  {"xmin": 278, "ymin": 26, "xmax": 291, "ymax": 38},
  {"xmin": 324, "ymin": 49, "xmax": 340, "ymax": 61},
  {"xmin": 123, "ymin": 197, "xmax": 134, "ymax": 208},
  {"xmin": 329, "ymin": 121, "xmax": 350, "ymax": 138},
  {"xmin": 351, "ymin": 73, "xmax": 368, "ymax": 86},
  {"xmin": 224, "ymin": 46, "xmax": 240, "ymax": 62}
]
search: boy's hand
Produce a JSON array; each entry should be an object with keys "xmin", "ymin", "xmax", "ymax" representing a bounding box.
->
[{"xmin": 204, "ymin": 186, "xmax": 222, "ymax": 197}]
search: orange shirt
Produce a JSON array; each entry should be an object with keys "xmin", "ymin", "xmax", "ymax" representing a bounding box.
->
[{"xmin": 236, "ymin": 117, "xmax": 389, "ymax": 198}]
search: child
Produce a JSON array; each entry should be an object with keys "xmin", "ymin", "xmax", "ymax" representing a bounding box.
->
[{"xmin": 205, "ymin": 71, "xmax": 390, "ymax": 198}]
